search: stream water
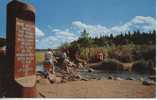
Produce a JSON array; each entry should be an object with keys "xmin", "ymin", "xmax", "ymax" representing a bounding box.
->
[{"xmin": 36, "ymin": 64, "xmax": 149, "ymax": 81}]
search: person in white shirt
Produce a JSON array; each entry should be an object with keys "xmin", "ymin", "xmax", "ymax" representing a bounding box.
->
[{"xmin": 44, "ymin": 48, "xmax": 55, "ymax": 76}]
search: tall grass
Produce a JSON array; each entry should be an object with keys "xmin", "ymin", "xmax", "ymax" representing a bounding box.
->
[
  {"xmin": 79, "ymin": 44, "xmax": 155, "ymax": 63},
  {"xmin": 80, "ymin": 47, "xmax": 108, "ymax": 62},
  {"xmin": 36, "ymin": 51, "xmax": 45, "ymax": 64}
]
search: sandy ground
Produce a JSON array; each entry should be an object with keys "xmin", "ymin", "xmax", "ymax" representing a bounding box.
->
[{"xmin": 36, "ymin": 79, "xmax": 155, "ymax": 98}]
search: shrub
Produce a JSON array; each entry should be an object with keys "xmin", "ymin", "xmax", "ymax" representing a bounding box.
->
[
  {"xmin": 107, "ymin": 45, "xmax": 134, "ymax": 62},
  {"xmin": 80, "ymin": 47, "xmax": 108, "ymax": 62}
]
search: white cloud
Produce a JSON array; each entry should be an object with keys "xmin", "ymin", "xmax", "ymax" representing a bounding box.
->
[
  {"xmin": 111, "ymin": 16, "xmax": 155, "ymax": 33},
  {"xmin": 36, "ymin": 36, "xmax": 60, "ymax": 49},
  {"xmin": 36, "ymin": 27, "xmax": 78, "ymax": 49},
  {"xmin": 36, "ymin": 27, "xmax": 45, "ymax": 38},
  {"xmin": 36, "ymin": 16, "xmax": 155, "ymax": 49},
  {"xmin": 72, "ymin": 21, "xmax": 110, "ymax": 37},
  {"xmin": 56, "ymin": 30, "xmax": 75, "ymax": 36},
  {"xmin": 72, "ymin": 16, "xmax": 155, "ymax": 37},
  {"xmin": 51, "ymin": 29, "xmax": 75, "ymax": 36},
  {"xmin": 52, "ymin": 29, "xmax": 60, "ymax": 32}
]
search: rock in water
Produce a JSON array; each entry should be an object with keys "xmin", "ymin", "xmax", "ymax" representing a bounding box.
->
[
  {"xmin": 48, "ymin": 74, "xmax": 56, "ymax": 84},
  {"xmin": 108, "ymin": 75, "xmax": 114, "ymax": 80},
  {"xmin": 115, "ymin": 77, "xmax": 123, "ymax": 80},
  {"xmin": 88, "ymin": 68, "xmax": 94, "ymax": 73},
  {"xmin": 139, "ymin": 77, "xmax": 144, "ymax": 81},
  {"xmin": 126, "ymin": 77, "xmax": 136, "ymax": 80},
  {"xmin": 75, "ymin": 74, "xmax": 81, "ymax": 79},
  {"xmin": 142, "ymin": 80, "xmax": 155, "ymax": 85},
  {"xmin": 149, "ymin": 76, "xmax": 156, "ymax": 81},
  {"xmin": 81, "ymin": 78, "xmax": 89, "ymax": 81}
]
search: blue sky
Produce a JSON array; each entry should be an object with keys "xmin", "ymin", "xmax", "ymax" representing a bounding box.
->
[{"xmin": 0, "ymin": 0, "xmax": 156, "ymax": 49}]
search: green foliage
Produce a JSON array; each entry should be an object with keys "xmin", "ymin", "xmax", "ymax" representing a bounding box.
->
[
  {"xmin": 79, "ymin": 47, "xmax": 108, "ymax": 61},
  {"xmin": 77, "ymin": 44, "xmax": 155, "ymax": 63},
  {"xmin": 77, "ymin": 29, "xmax": 93, "ymax": 47},
  {"xmin": 58, "ymin": 29, "xmax": 155, "ymax": 63},
  {"xmin": 36, "ymin": 51, "xmax": 45, "ymax": 64},
  {"xmin": 69, "ymin": 30, "xmax": 155, "ymax": 49},
  {"xmin": 107, "ymin": 45, "xmax": 134, "ymax": 62},
  {"xmin": 80, "ymin": 29, "xmax": 90, "ymax": 39}
]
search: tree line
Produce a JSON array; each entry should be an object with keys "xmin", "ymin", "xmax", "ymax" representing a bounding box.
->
[{"xmin": 67, "ymin": 29, "xmax": 156, "ymax": 49}]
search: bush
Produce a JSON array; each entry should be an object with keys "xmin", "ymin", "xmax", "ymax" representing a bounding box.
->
[
  {"xmin": 69, "ymin": 44, "xmax": 155, "ymax": 64},
  {"xmin": 107, "ymin": 45, "xmax": 134, "ymax": 62},
  {"xmin": 80, "ymin": 47, "xmax": 108, "ymax": 62}
]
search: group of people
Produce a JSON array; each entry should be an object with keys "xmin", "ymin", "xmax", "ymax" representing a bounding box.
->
[
  {"xmin": 43, "ymin": 48, "xmax": 71, "ymax": 81},
  {"xmin": 43, "ymin": 48, "xmax": 105, "ymax": 81}
]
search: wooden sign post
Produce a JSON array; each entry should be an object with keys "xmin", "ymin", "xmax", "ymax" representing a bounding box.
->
[{"xmin": 6, "ymin": 0, "xmax": 37, "ymax": 97}]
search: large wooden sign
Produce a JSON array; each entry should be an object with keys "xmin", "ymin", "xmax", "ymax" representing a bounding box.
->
[{"xmin": 6, "ymin": 0, "xmax": 36, "ymax": 97}]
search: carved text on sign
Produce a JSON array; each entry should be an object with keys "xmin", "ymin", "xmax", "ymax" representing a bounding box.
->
[{"xmin": 15, "ymin": 18, "xmax": 35, "ymax": 78}]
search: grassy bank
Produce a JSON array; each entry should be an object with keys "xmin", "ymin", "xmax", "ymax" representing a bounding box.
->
[
  {"xmin": 79, "ymin": 44, "xmax": 155, "ymax": 63},
  {"xmin": 36, "ymin": 51, "xmax": 45, "ymax": 64}
]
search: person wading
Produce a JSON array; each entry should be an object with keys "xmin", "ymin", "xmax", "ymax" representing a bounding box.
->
[
  {"xmin": 44, "ymin": 48, "xmax": 56, "ymax": 81},
  {"xmin": 60, "ymin": 49, "xmax": 71, "ymax": 73}
]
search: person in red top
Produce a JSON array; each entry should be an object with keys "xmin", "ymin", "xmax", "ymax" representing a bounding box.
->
[{"xmin": 96, "ymin": 51, "xmax": 104, "ymax": 62}]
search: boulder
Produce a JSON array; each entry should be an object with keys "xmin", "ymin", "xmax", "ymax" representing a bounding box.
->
[
  {"xmin": 126, "ymin": 77, "xmax": 136, "ymax": 80},
  {"xmin": 75, "ymin": 74, "xmax": 81, "ymax": 79},
  {"xmin": 148, "ymin": 76, "xmax": 156, "ymax": 81},
  {"xmin": 115, "ymin": 77, "xmax": 124, "ymax": 80},
  {"xmin": 78, "ymin": 63, "xmax": 83, "ymax": 68},
  {"xmin": 142, "ymin": 80, "xmax": 155, "ymax": 85},
  {"xmin": 81, "ymin": 78, "xmax": 89, "ymax": 81},
  {"xmin": 108, "ymin": 75, "xmax": 114, "ymax": 80},
  {"xmin": 36, "ymin": 75, "xmax": 43, "ymax": 83},
  {"xmin": 88, "ymin": 68, "xmax": 95, "ymax": 73},
  {"xmin": 48, "ymin": 74, "xmax": 56, "ymax": 84}
]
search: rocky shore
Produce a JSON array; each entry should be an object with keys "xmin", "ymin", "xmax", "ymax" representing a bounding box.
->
[{"xmin": 36, "ymin": 66, "xmax": 155, "ymax": 98}]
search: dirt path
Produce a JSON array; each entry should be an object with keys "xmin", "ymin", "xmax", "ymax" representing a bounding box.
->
[{"xmin": 36, "ymin": 80, "xmax": 155, "ymax": 98}]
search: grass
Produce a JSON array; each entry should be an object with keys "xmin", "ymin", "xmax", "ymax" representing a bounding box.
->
[
  {"xmin": 79, "ymin": 44, "xmax": 155, "ymax": 63},
  {"xmin": 36, "ymin": 51, "xmax": 45, "ymax": 64}
]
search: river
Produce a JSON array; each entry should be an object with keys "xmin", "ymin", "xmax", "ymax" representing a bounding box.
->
[{"xmin": 36, "ymin": 64, "xmax": 149, "ymax": 81}]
